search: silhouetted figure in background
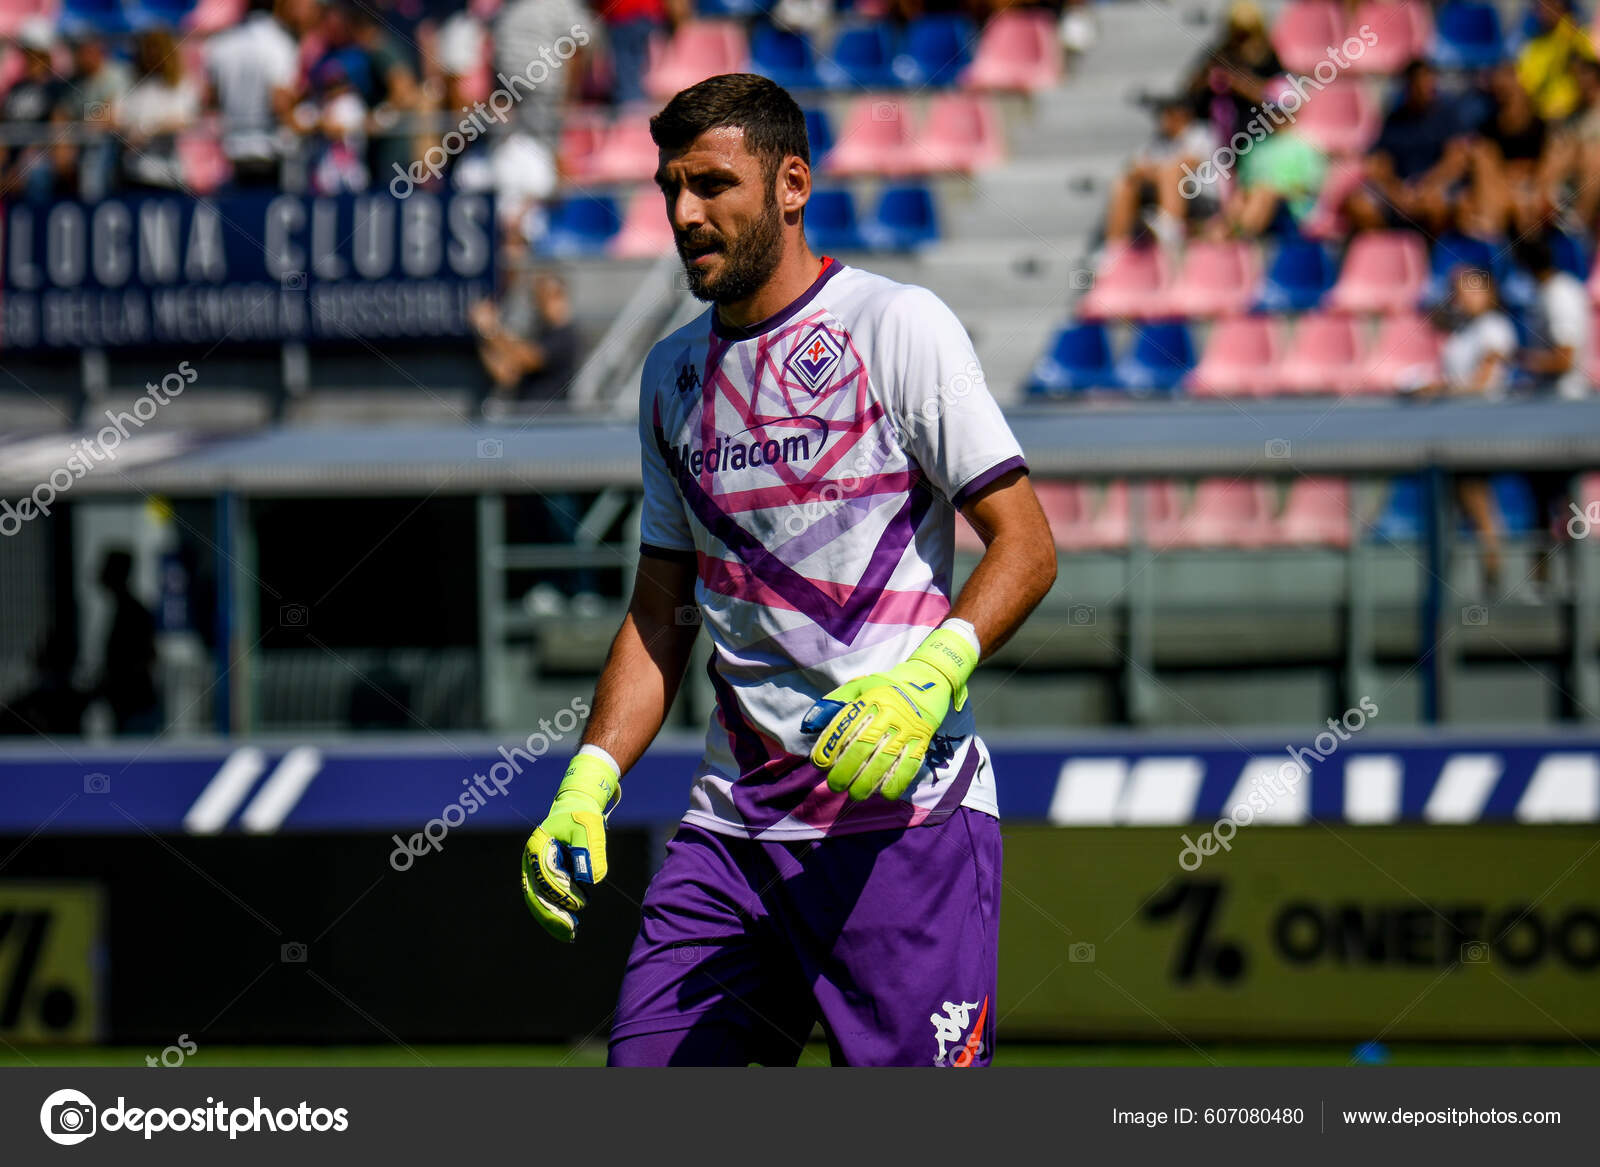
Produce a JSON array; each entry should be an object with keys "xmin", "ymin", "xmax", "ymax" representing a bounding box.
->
[
  {"xmin": 97, "ymin": 549, "xmax": 161, "ymax": 735},
  {"xmin": 0, "ymin": 628, "xmax": 87, "ymax": 736}
]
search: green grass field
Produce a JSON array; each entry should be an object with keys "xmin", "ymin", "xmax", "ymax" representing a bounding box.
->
[{"xmin": 4, "ymin": 1043, "xmax": 1598, "ymax": 1068}]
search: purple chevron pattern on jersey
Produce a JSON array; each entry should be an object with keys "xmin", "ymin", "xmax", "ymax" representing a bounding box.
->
[{"xmin": 637, "ymin": 260, "xmax": 1027, "ymax": 839}]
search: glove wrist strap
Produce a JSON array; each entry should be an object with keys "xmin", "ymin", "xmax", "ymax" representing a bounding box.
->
[
  {"xmin": 553, "ymin": 752, "xmax": 621, "ymax": 817},
  {"xmin": 909, "ymin": 622, "xmax": 981, "ymax": 712}
]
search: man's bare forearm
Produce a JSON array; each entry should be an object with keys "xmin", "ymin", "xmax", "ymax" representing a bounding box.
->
[{"xmin": 949, "ymin": 471, "xmax": 1058, "ymax": 657}]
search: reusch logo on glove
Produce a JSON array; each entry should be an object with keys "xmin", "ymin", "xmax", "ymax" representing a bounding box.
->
[{"xmin": 821, "ymin": 703, "xmax": 863, "ymax": 757}]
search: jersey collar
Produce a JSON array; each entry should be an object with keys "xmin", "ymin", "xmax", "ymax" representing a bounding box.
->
[{"xmin": 710, "ymin": 257, "xmax": 842, "ymax": 342}]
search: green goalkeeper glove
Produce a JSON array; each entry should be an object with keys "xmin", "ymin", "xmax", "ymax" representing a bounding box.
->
[
  {"xmin": 521, "ymin": 751, "xmax": 620, "ymax": 943},
  {"xmin": 801, "ymin": 624, "xmax": 980, "ymax": 802}
]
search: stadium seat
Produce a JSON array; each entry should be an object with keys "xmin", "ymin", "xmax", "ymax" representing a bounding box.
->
[
  {"xmin": 1422, "ymin": 232, "xmax": 1500, "ymax": 305},
  {"xmin": 1027, "ymin": 322, "xmax": 1116, "ymax": 397},
  {"xmin": 1359, "ymin": 313, "xmax": 1443, "ymax": 394},
  {"xmin": 60, "ymin": 0, "xmax": 131, "ymax": 34},
  {"xmin": 556, "ymin": 113, "xmax": 607, "ymax": 184},
  {"xmin": 1078, "ymin": 244, "xmax": 1172, "ymax": 321},
  {"xmin": 819, "ymin": 24, "xmax": 901, "ymax": 89},
  {"xmin": 1327, "ymin": 231, "xmax": 1428, "ymax": 314},
  {"xmin": 1158, "ymin": 240, "xmax": 1261, "ymax": 318},
  {"xmin": 1165, "ymin": 479, "xmax": 1275, "ymax": 548},
  {"xmin": 1257, "ymin": 236, "xmax": 1337, "ymax": 311},
  {"xmin": 1277, "ymin": 312, "xmax": 1366, "ymax": 394},
  {"xmin": 1032, "ymin": 481, "xmax": 1081, "ymax": 549},
  {"xmin": 1292, "ymin": 81, "xmax": 1379, "ymax": 156},
  {"xmin": 805, "ymin": 189, "xmax": 866, "ymax": 252},
  {"xmin": 537, "ymin": 196, "xmax": 622, "ymax": 258},
  {"xmin": 1371, "ymin": 475, "xmax": 1424, "ymax": 541},
  {"xmin": 0, "ymin": 0, "xmax": 54, "ymax": 38},
  {"xmin": 915, "ymin": 93, "xmax": 1004, "ymax": 173},
  {"xmin": 1140, "ymin": 479, "xmax": 1190, "ymax": 546},
  {"xmin": 1549, "ymin": 229, "xmax": 1591, "ymax": 278},
  {"xmin": 894, "ymin": 14, "xmax": 976, "ymax": 87},
  {"xmin": 644, "ymin": 22, "xmax": 749, "ymax": 101},
  {"xmin": 1271, "ymin": 477, "xmax": 1351, "ymax": 547},
  {"xmin": 1347, "ymin": 1, "xmax": 1434, "ymax": 74},
  {"xmin": 826, "ymin": 97, "xmax": 918, "ymax": 176},
  {"xmin": 803, "ymin": 108, "xmax": 834, "ymax": 169},
  {"xmin": 1052, "ymin": 480, "xmax": 1130, "ymax": 550},
  {"xmin": 1491, "ymin": 474, "xmax": 1538, "ymax": 534},
  {"xmin": 750, "ymin": 25, "xmax": 821, "ymax": 92},
  {"xmin": 961, "ymin": 9, "xmax": 1061, "ymax": 93},
  {"xmin": 1299, "ymin": 158, "xmax": 1368, "ymax": 241},
  {"xmin": 1186, "ymin": 316, "xmax": 1285, "ymax": 397},
  {"xmin": 129, "ymin": 0, "xmax": 194, "ymax": 29},
  {"xmin": 694, "ymin": 0, "xmax": 769, "ymax": 16},
  {"xmin": 1270, "ymin": 0, "xmax": 1344, "ymax": 74},
  {"xmin": 954, "ymin": 511, "xmax": 987, "ymax": 553},
  {"xmin": 862, "ymin": 183, "xmax": 940, "ymax": 251},
  {"xmin": 1114, "ymin": 323, "xmax": 1196, "ymax": 395},
  {"xmin": 1430, "ymin": 1, "xmax": 1506, "ymax": 69},
  {"xmin": 180, "ymin": 0, "xmax": 234, "ymax": 31},
  {"xmin": 610, "ymin": 187, "xmax": 674, "ymax": 259},
  {"xmin": 586, "ymin": 116, "xmax": 659, "ymax": 184}
]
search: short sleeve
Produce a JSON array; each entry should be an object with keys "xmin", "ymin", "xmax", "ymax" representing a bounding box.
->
[
  {"xmin": 637, "ymin": 351, "xmax": 695, "ymax": 559},
  {"xmin": 1547, "ymin": 283, "xmax": 1589, "ymax": 350},
  {"xmin": 1487, "ymin": 315, "xmax": 1518, "ymax": 357},
  {"xmin": 878, "ymin": 287, "xmax": 1027, "ymax": 507}
]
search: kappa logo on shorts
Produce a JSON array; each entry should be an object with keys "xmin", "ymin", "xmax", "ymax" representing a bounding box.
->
[
  {"xmin": 783, "ymin": 324, "xmax": 843, "ymax": 395},
  {"xmin": 931, "ymin": 996, "xmax": 989, "ymax": 1067}
]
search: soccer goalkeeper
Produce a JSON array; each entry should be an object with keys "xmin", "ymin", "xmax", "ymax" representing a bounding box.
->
[{"xmin": 521, "ymin": 74, "xmax": 1055, "ymax": 1067}]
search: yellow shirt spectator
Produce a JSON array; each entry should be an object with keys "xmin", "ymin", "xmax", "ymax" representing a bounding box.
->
[{"xmin": 1519, "ymin": 16, "xmax": 1598, "ymax": 120}]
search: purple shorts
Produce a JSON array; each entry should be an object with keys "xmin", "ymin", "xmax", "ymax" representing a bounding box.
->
[{"xmin": 607, "ymin": 807, "xmax": 1001, "ymax": 1067}]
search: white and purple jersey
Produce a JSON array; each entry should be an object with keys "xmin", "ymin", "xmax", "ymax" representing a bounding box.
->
[{"xmin": 638, "ymin": 259, "xmax": 1027, "ymax": 840}]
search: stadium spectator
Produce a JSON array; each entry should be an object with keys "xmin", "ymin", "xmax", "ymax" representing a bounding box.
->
[
  {"xmin": 1181, "ymin": 1, "xmax": 1283, "ymax": 146},
  {"xmin": 1466, "ymin": 63, "xmax": 1560, "ymax": 239},
  {"xmin": 494, "ymin": 0, "xmax": 591, "ymax": 140},
  {"xmin": 116, "ymin": 30, "xmax": 203, "ymax": 193},
  {"xmin": 1513, "ymin": 234, "xmax": 1591, "ymax": 400},
  {"xmin": 1555, "ymin": 56, "xmax": 1600, "ymax": 227},
  {"xmin": 0, "ymin": 19, "xmax": 69, "ymax": 205},
  {"xmin": 470, "ymin": 270, "xmax": 580, "ymax": 412},
  {"xmin": 95, "ymin": 549, "xmax": 161, "ymax": 736},
  {"xmin": 1212, "ymin": 124, "xmax": 1326, "ymax": 238},
  {"xmin": 603, "ymin": 0, "xmax": 686, "ymax": 107},
  {"xmin": 345, "ymin": 0, "xmax": 422, "ymax": 181},
  {"xmin": 61, "ymin": 33, "xmax": 131, "ymax": 200},
  {"xmin": 206, "ymin": 0, "xmax": 302, "ymax": 188},
  {"xmin": 1104, "ymin": 95, "xmax": 1215, "ymax": 247},
  {"xmin": 1343, "ymin": 60, "xmax": 1472, "ymax": 236},
  {"xmin": 1517, "ymin": 0, "xmax": 1597, "ymax": 121},
  {"xmin": 306, "ymin": 56, "xmax": 371, "ymax": 193}
]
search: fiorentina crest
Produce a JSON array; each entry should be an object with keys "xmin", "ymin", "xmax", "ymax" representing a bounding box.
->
[{"xmin": 783, "ymin": 324, "xmax": 844, "ymax": 395}]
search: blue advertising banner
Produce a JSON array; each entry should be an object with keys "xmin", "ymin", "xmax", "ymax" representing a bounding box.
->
[
  {"xmin": 0, "ymin": 191, "xmax": 495, "ymax": 350},
  {"xmin": 0, "ymin": 734, "xmax": 1596, "ymax": 836}
]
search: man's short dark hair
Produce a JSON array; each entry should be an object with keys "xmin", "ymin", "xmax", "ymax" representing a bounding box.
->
[
  {"xmin": 1513, "ymin": 233, "xmax": 1555, "ymax": 276},
  {"xmin": 649, "ymin": 73, "xmax": 810, "ymax": 183}
]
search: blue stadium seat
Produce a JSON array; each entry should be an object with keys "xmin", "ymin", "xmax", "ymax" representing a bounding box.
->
[
  {"xmin": 1430, "ymin": 2, "xmax": 1506, "ymax": 69},
  {"xmin": 805, "ymin": 189, "xmax": 865, "ymax": 252},
  {"xmin": 1423, "ymin": 233, "xmax": 1501, "ymax": 305},
  {"xmin": 1026, "ymin": 323, "xmax": 1116, "ymax": 397},
  {"xmin": 818, "ymin": 25, "xmax": 902, "ymax": 89},
  {"xmin": 751, "ymin": 26, "xmax": 822, "ymax": 92},
  {"xmin": 129, "ymin": 0, "xmax": 196, "ymax": 28},
  {"xmin": 893, "ymin": 14, "xmax": 976, "ymax": 87},
  {"xmin": 1549, "ymin": 229, "xmax": 1590, "ymax": 278},
  {"xmin": 1113, "ymin": 322, "xmax": 1195, "ymax": 395},
  {"xmin": 537, "ymin": 197, "xmax": 621, "ymax": 258},
  {"xmin": 803, "ymin": 108, "xmax": 834, "ymax": 168},
  {"xmin": 1491, "ymin": 474, "xmax": 1539, "ymax": 534},
  {"xmin": 862, "ymin": 184, "xmax": 940, "ymax": 251},
  {"xmin": 1372, "ymin": 476, "xmax": 1424, "ymax": 541},
  {"xmin": 60, "ymin": 0, "xmax": 134, "ymax": 35},
  {"xmin": 694, "ymin": 0, "xmax": 770, "ymax": 17},
  {"xmin": 1256, "ymin": 236, "xmax": 1336, "ymax": 312}
]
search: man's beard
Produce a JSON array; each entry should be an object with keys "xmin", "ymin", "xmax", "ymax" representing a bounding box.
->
[{"xmin": 676, "ymin": 194, "xmax": 785, "ymax": 305}]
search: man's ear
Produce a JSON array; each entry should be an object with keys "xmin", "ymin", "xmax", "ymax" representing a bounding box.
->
[{"xmin": 779, "ymin": 155, "xmax": 811, "ymax": 220}]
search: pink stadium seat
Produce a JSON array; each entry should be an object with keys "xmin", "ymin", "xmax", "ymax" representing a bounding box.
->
[
  {"xmin": 1271, "ymin": 0, "xmax": 1344, "ymax": 74},
  {"xmin": 1327, "ymin": 231, "xmax": 1427, "ymax": 313},
  {"xmin": 587, "ymin": 116, "xmax": 659, "ymax": 184},
  {"xmin": 1078, "ymin": 244, "xmax": 1172, "ymax": 321},
  {"xmin": 1158, "ymin": 240, "xmax": 1261, "ymax": 317},
  {"xmin": 610, "ymin": 187, "xmax": 674, "ymax": 259},
  {"xmin": 185, "ymin": 0, "xmax": 243, "ymax": 34},
  {"xmin": 177, "ymin": 128, "xmax": 230, "ymax": 194},
  {"xmin": 916, "ymin": 94, "xmax": 1004, "ymax": 173},
  {"xmin": 644, "ymin": 21, "xmax": 749, "ymax": 102},
  {"xmin": 1056, "ymin": 481, "xmax": 1131, "ymax": 551},
  {"xmin": 1291, "ymin": 81, "xmax": 1379, "ymax": 155},
  {"xmin": 955, "ymin": 513, "xmax": 986, "ymax": 553},
  {"xmin": 1300, "ymin": 158, "xmax": 1367, "ymax": 241},
  {"xmin": 0, "ymin": 0, "xmax": 55, "ymax": 38},
  {"xmin": 827, "ymin": 98, "xmax": 919, "ymax": 177},
  {"xmin": 1277, "ymin": 312, "xmax": 1366, "ymax": 394},
  {"xmin": 1166, "ymin": 479, "xmax": 1274, "ymax": 548},
  {"xmin": 557, "ymin": 114, "xmax": 607, "ymax": 184},
  {"xmin": 1347, "ymin": 1, "xmax": 1433, "ymax": 74},
  {"xmin": 1586, "ymin": 255, "xmax": 1600, "ymax": 306},
  {"xmin": 1140, "ymin": 480, "xmax": 1190, "ymax": 546},
  {"xmin": 961, "ymin": 9, "xmax": 1062, "ymax": 93},
  {"xmin": 1359, "ymin": 313, "xmax": 1443, "ymax": 394},
  {"xmin": 1270, "ymin": 477, "xmax": 1351, "ymax": 547},
  {"xmin": 1032, "ymin": 481, "xmax": 1081, "ymax": 549},
  {"xmin": 1587, "ymin": 308, "xmax": 1600, "ymax": 377},
  {"xmin": 1187, "ymin": 316, "xmax": 1285, "ymax": 397}
]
